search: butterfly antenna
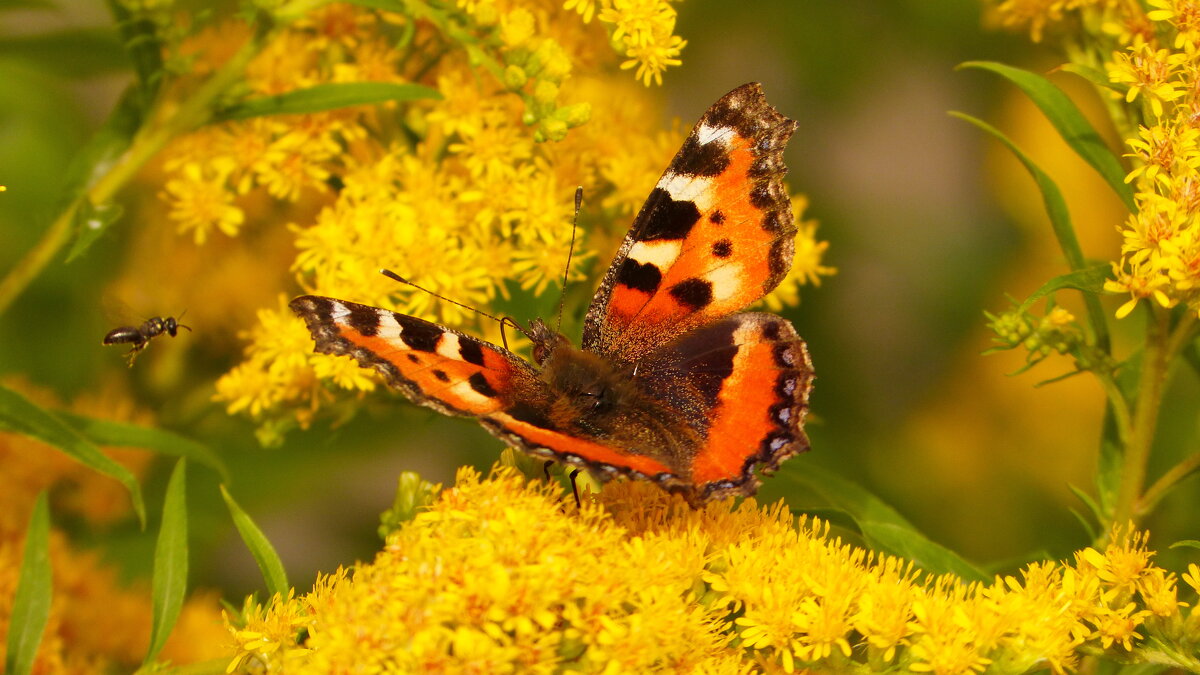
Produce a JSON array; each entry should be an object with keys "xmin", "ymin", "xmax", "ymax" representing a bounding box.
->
[
  {"xmin": 554, "ymin": 187, "xmax": 584, "ymax": 335},
  {"xmin": 380, "ymin": 269, "xmax": 530, "ymax": 349}
]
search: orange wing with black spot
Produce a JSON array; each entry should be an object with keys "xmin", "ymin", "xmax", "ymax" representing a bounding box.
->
[
  {"xmin": 582, "ymin": 83, "xmax": 798, "ymax": 364},
  {"xmin": 290, "ymin": 296, "xmax": 535, "ymax": 418},
  {"xmin": 633, "ymin": 312, "xmax": 813, "ymax": 502}
]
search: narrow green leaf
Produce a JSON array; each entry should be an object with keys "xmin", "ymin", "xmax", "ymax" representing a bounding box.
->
[
  {"xmin": 1058, "ymin": 63, "xmax": 1126, "ymax": 95},
  {"xmin": 6, "ymin": 492, "xmax": 52, "ymax": 675},
  {"xmin": 216, "ymin": 82, "xmax": 442, "ymax": 122},
  {"xmin": 57, "ymin": 412, "xmax": 230, "ymax": 483},
  {"xmin": 146, "ymin": 459, "xmax": 188, "ymax": 666},
  {"xmin": 1097, "ymin": 410, "xmax": 1124, "ymax": 519},
  {"xmin": 1068, "ymin": 507, "xmax": 1099, "ymax": 541},
  {"xmin": 776, "ymin": 464, "xmax": 987, "ymax": 582},
  {"xmin": 1169, "ymin": 540, "xmax": 1200, "ymax": 550},
  {"xmin": 220, "ymin": 485, "xmax": 290, "ymax": 599},
  {"xmin": 952, "ymin": 111, "xmax": 1112, "ymax": 352},
  {"xmin": 1017, "ymin": 264, "xmax": 1113, "ymax": 313},
  {"xmin": 1068, "ymin": 483, "xmax": 1104, "ymax": 526},
  {"xmin": 959, "ymin": 61, "xmax": 1136, "ymax": 212},
  {"xmin": 0, "ymin": 383, "xmax": 145, "ymax": 526},
  {"xmin": 1098, "ymin": 350, "xmax": 1142, "ymax": 516},
  {"xmin": 66, "ymin": 200, "xmax": 123, "ymax": 263},
  {"xmin": 59, "ymin": 85, "xmax": 142, "ymax": 261}
]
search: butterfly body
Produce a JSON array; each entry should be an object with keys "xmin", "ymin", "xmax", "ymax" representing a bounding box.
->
[{"xmin": 291, "ymin": 83, "xmax": 814, "ymax": 505}]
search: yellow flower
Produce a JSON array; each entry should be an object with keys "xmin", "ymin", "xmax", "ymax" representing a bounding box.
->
[
  {"xmin": 216, "ymin": 466, "xmax": 1196, "ymax": 672},
  {"xmin": 163, "ymin": 162, "xmax": 245, "ymax": 244},
  {"xmin": 1091, "ymin": 602, "xmax": 1151, "ymax": 650},
  {"xmin": 620, "ymin": 33, "xmax": 686, "ymax": 86},
  {"xmin": 597, "ymin": 0, "xmax": 686, "ymax": 86},
  {"xmin": 1108, "ymin": 44, "xmax": 1187, "ymax": 118}
]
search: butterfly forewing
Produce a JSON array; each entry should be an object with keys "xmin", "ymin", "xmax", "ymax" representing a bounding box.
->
[
  {"xmin": 582, "ymin": 83, "xmax": 798, "ymax": 364},
  {"xmin": 290, "ymin": 296, "xmax": 540, "ymax": 418}
]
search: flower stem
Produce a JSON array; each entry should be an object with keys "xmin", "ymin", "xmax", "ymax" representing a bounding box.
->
[
  {"xmin": 1140, "ymin": 452, "xmax": 1200, "ymax": 516},
  {"xmin": 0, "ymin": 21, "xmax": 272, "ymax": 318},
  {"xmin": 1112, "ymin": 310, "xmax": 1197, "ymax": 527},
  {"xmin": 1112, "ymin": 309, "xmax": 1169, "ymax": 527}
]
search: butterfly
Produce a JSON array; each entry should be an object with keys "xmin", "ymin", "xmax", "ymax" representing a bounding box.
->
[{"xmin": 290, "ymin": 83, "xmax": 813, "ymax": 506}]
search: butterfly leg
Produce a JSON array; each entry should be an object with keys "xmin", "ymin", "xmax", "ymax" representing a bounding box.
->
[{"xmin": 543, "ymin": 460, "xmax": 554, "ymax": 482}]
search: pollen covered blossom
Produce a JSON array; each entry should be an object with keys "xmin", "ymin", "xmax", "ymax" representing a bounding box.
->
[{"xmin": 223, "ymin": 466, "xmax": 1200, "ymax": 673}]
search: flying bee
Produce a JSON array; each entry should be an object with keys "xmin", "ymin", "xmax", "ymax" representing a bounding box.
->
[{"xmin": 103, "ymin": 314, "xmax": 191, "ymax": 366}]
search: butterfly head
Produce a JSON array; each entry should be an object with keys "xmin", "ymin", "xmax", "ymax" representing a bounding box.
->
[{"xmin": 528, "ymin": 318, "xmax": 572, "ymax": 366}]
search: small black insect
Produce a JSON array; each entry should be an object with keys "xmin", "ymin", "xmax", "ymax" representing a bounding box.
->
[{"xmin": 103, "ymin": 315, "xmax": 191, "ymax": 366}]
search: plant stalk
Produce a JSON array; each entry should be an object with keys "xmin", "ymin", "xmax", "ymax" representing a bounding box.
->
[{"xmin": 1112, "ymin": 308, "xmax": 1170, "ymax": 527}]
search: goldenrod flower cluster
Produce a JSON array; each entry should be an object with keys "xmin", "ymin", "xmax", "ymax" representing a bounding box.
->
[
  {"xmin": 1104, "ymin": 1, "xmax": 1200, "ymax": 318},
  {"xmin": 0, "ymin": 381, "xmax": 227, "ymax": 673},
  {"xmin": 173, "ymin": 2, "xmax": 832, "ymax": 442},
  {"xmin": 225, "ymin": 466, "xmax": 1200, "ymax": 674},
  {"xmin": 989, "ymin": 0, "xmax": 1200, "ymax": 320}
]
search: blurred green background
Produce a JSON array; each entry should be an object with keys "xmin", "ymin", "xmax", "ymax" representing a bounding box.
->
[{"xmin": 2, "ymin": 0, "xmax": 1196, "ymax": 604}]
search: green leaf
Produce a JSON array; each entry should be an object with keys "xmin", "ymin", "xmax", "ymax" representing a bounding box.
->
[
  {"xmin": 952, "ymin": 111, "xmax": 1112, "ymax": 352},
  {"xmin": 0, "ymin": 383, "xmax": 146, "ymax": 526},
  {"xmin": 57, "ymin": 411, "xmax": 230, "ymax": 483},
  {"xmin": 5, "ymin": 492, "xmax": 52, "ymax": 675},
  {"xmin": 146, "ymin": 459, "xmax": 188, "ymax": 666},
  {"xmin": 1068, "ymin": 506, "xmax": 1099, "ymax": 541},
  {"xmin": 1169, "ymin": 540, "xmax": 1200, "ymax": 551},
  {"xmin": 1017, "ymin": 264, "xmax": 1112, "ymax": 313},
  {"xmin": 1096, "ymin": 423, "xmax": 1122, "ymax": 523},
  {"xmin": 958, "ymin": 61, "xmax": 1136, "ymax": 212},
  {"xmin": 1068, "ymin": 483, "xmax": 1103, "ymax": 528},
  {"xmin": 215, "ymin": 82, "xmax": 442, "ymax": 121},
  {"xmin": 59, "ymin": 85, "xmax": 142, "ymax": 261},
  {"xmin": 776, "ymin": 464, "xmax": 987, "ymax": 582},
  {"xmin": 220, "ymin": 485, "xmax": 290, "ymax": 599},
  {"xmin": 66, "ymin": 199, "xmax": 123, "ymax": 263},
  {"xmin": 1058, "ymin": 63, "xmax": 1126, "ymax": 95}
]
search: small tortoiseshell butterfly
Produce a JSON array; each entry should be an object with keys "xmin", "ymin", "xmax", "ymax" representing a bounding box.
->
[{"xmin": 290, "ymin": 83, "xmax": 813, "ymax": 506}]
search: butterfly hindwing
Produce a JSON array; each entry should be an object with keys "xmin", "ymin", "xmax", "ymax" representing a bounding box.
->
[
  {"xmin": 583, "ymin": 83, "xmax": 798, "ymax": 363},
  {"xmin": 636, "ymin": 312, "xmax": 813, "ymax": 501}
]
